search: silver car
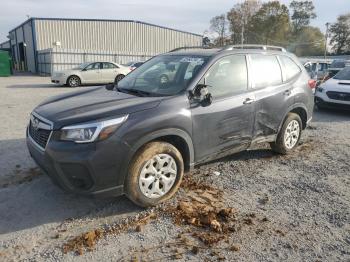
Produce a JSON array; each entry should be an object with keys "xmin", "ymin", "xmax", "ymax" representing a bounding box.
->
[{"xmin": 51, "ymin": 62, "xmax": 131, "ymax": 87}]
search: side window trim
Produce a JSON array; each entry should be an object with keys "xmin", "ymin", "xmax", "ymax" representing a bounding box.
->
[
  {"xmin": 278, "ymin": 55, "xmax": 302, "ymax": 83},
  {"xmin": 276, "ymin": 55, "xmax": 286, "ymax": 83}
]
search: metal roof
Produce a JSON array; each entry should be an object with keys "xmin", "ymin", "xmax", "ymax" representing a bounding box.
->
[{"xmin": 8, "ymin": 17, "xmax": 202, "ymax": 37}]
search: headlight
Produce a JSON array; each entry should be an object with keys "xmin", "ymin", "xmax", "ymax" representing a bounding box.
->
[{"xmin": 60, "ymin": 115, "xmax": 128, "ymax": 143}]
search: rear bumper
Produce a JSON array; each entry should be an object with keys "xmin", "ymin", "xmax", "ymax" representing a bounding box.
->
[{"xmin": 26, "ymin": 128, "xmax": 130, "ymax": 197}]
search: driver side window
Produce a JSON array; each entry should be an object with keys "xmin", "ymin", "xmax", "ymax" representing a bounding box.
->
[
  {"xmin": 85, "ymin": 63, "xmax": 101, "ymax": 70},
  {"xmin": 204, "ymin": 55, "xmax": 248, "ymax": 98}
]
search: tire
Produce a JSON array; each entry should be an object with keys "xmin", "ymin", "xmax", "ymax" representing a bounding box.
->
[
  {"xmin": 67, "ymin": 75, "xmax": 81, "ymax": 87},
  {"xmin": 114, "ymin": 74, "xmax": 125, "ymax": 83},
  {"xmin": 125, "ymin": 141, "xmax": 184, "ymax": 207},
  {"xmin": 270, "ymin": 113, "xmax": 302, "ymax": 155}
]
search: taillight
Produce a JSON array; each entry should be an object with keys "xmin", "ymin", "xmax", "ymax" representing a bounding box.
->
[{"xmin": 308, "ymin": 79, "xmax": 317, "ymax": 89}]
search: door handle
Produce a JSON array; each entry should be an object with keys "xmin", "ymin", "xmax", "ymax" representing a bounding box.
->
[
  {"xmin": 284, "ymin": 90, "xmax": 291, "ymax": 96},
  {"xmin": 243, "ymin": 98, "xmax": 255, "ymax": 105}
]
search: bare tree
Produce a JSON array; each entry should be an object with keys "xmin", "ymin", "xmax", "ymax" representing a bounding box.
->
[
  {"xmin": 227, "ymin": 0, "xmax": 261, "ymax": 45},
  {"xmin": 209, "ymin": 14, "xmax": 228, "ymax": 47}
]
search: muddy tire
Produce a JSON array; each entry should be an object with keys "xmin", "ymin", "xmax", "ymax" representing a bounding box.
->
[
  {"xmin": 125, "ymin": 142, "xmax": 184, "ymax": 207},
  {"xmin": 270, "ymin": 113, "xmax": 302, "ymax": 155}
]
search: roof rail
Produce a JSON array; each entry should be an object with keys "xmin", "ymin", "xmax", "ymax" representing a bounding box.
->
[
  {"xmin": 223, "ymin": 44, "xmax": 286, "ymax": 52},
  {"xmin": 169, "ymin": 46, "xmax": 212, "ymax": 52}
]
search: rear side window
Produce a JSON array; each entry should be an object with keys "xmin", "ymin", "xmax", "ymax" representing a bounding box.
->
[
  {"xmin": 205, "ymin": 55, "xmax": 248, "ymax": 97},
  {"xmin": 279, "ymin": 56, "xmax": 301, "ymax": 81},
  {"xmin": 250, "ymin": 54, "xmax": 282, "ymax": 88},
  {"xmin": 103, "ymin": 63, "xmax": 117, "ymax": 69}
]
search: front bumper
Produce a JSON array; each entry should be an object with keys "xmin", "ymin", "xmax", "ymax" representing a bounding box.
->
[
  {"xmin": 315, "ymin": 90, "xmax": 350, "ymax": 110},
  {"xmin": 51, "ymin": 75, "xmax": 66, "ymax": 85},
  {"xmin": 26, "ymin": 129, "xmax": 131, "ymax": 197}
]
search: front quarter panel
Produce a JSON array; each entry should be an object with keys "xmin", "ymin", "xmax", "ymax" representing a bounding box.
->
[{"xmin": 113, "ymin": 94, "xmax": 193, "ymax": 184}]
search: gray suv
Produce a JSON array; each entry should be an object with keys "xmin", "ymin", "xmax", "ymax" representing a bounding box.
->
[{"xmin": 27, "ymin": 45, "xmax": 314, "ymax": 207}]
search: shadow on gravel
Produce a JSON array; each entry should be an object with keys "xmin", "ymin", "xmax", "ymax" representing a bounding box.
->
[
  {"xmin": 313, "ymin": 108, "xmax": 350, "ymax": 123},
  {"xmin": 7, "ymin": 84, "xmax": 104, "ymax": 89},
  {"xmin": 0, "ymin": 176, "xmax": 138, "ymax": 235},
  {"xmin": 7, "ymin": 84, "xmax": 64, "ymax": 89},
  {"xmin": 202, "ymin": 149, "xmax": 274, "ymax": 167}
]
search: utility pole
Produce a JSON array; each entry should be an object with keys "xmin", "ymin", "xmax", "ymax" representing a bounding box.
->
[
  {"xmin": 241, "ymin": 13, "xmax": 245, "ymax": 47},
  {"xmin": 324, "ymin": 22, "xmax": 330, "ymax": 59}
]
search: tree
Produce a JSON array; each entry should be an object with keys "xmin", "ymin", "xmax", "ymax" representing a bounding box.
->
[
  {"xmin": 289, "ymin": 1, "xmax": 316, "ymax": 34},
  {"xmin": 329, "ymin": 13, "xmax": 350, "ymax": 54},
  {"xmin": 249, "ymin": 1, "xmax": 291, "ymax": 46},
  {"xmin": 209, "ymin": 14, "xmax": 228, "ymax": 47},
  {"xmin": 292, "ymin": 26, "xmax": 325, "ymax": 56},
  {"xmin": 227, "ymin": 0, "xmax": 261, "ymax": 44}
]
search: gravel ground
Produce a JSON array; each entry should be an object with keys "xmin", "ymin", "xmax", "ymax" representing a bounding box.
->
[{"xmin": 0, "ymin": 75, "xmax": 349, "ymax": 261}]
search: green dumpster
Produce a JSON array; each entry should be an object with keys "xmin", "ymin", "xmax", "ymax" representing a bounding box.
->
[{"xmin": 0, "ymin": 51, "xmax": 11, "ymax": 77}]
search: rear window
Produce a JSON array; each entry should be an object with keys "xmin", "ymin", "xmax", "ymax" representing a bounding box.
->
[
  {"xmin": 279, "ymin": 56, "xmax": 301, "ymax": 81},
  {"xmin": 250, "ymin": 54, "xmax": 283, "ymax": 88}
]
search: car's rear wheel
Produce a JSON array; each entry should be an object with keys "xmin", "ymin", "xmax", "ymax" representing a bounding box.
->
[
  {"xmin": 125, "ymin": 142, "xmax": 184, "ymax": 207},
  {"xmin": 115, "ymin": 74, "xmax": 125, "ymax": 83},
  {"xmin": 67, "ymin": 75, "xmax": 81, "ymax": 87},
  {"xmin": 270, "ymin": 113, "xmax": 302, "ymax": 154}
]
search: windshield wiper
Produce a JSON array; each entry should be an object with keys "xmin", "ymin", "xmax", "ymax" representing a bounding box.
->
[{"xmin": 116, "ymin": 88, "xmax": 153, "ymax": 97}]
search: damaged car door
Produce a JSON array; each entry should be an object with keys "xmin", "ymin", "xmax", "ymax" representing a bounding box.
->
[
  {"xmin": 248, "ymin": 54, "xmax": 294, "ymax": 138},
  {"xmin": 191, "ymin": 55, "xmax": 256, "ymax": 162}
]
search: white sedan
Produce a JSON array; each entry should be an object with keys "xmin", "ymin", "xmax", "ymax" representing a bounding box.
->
[
  {"xmin": 315, "ymin": 67, "xmax": 350, "ymax": 109},
  {"xmin": 51, "ymin": 62, "xmax": 131, "ymax": 87}
]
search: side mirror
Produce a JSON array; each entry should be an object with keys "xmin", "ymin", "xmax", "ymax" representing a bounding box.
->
[
  {"xmin": 105, "ymin": 83, "xmax": 115, "ymax": 90},
  {"xmin": 191, "ymin": 84, "xmax": 213, "ymax": 106}
]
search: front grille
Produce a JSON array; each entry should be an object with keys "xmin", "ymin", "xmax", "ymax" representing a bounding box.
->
[
  {"xmin": 326, "ymin": 91, "xmax": 350, "ymax": 102},
  {"xmin": 28, "ymin": 115, "xmax": 52, "ymax": 150}
]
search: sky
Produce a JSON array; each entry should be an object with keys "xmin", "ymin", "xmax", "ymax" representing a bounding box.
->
[{"xmin": 1, "ymin": 0, "xmax": 349, "ymax": 43}]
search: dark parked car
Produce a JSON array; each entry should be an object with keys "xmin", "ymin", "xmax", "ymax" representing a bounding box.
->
[
  {"xmin": 27, "ymin": 45, "xmax": 314, "ymax": 207},
  {"xmin": 327, "ymin": 59, "xmax": 350, "ymax": 78}
]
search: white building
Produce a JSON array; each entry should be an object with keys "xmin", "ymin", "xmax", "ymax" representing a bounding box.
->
[{"xmin": 4, "ymin": 17, "xmax": 203, "ymax": 74}]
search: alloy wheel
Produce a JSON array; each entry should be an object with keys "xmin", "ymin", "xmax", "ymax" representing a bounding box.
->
[
  {"xmin": 138, "ymin": 153, "xmax": 177, "ymax": 199},
  {"xmin": 284, "ymin": 120, "xmax": 300, "ymax": 149}
]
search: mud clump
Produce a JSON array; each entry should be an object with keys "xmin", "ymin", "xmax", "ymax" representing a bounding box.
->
[
  {"xmin": 173, "ymin": 189, "xmax": 236, "ymax": 234},
  {"xmin": 1, "ymin": 167, "xmax": 42, "ymax": 188},
  {"xmin": 62, "ymin": 212, "xmax": 157, "ymax": 255}
]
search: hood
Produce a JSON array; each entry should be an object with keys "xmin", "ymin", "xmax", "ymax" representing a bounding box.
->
[
  {"xmin": 321, "ymin": 78, "xmax": 350, "ymax": 92},
  {"xmin": 34, "ymin": 86, "xmax": 162, "ymax": 129}
]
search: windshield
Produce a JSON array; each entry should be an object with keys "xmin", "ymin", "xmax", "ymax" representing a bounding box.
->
[
  {"xmin": 116, "ymin": 55, "xmax": 209, "ymax": 96},
  {"xmin": 333, "ymin": 67, "xmax": 350, "ymax": 80},
  {"xmin": 73, "ymin": 62, "xmax": 90, "ymax": 70},
  {"xmin": 330, "ymin": 60, "xmax": 346, "ymax": 69}
]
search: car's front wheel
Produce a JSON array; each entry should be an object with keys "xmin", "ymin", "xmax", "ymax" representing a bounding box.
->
[
  {"xmin": 67, "ymin": 75, "xmax": 81, "ymax": 87},
  {"xmin": 270, "ymin": 113, "xmax": 302, "ymax": 154},
  {"xmin": 125, "ymin": 142, "xmax": 184, "ymax": 207}
]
